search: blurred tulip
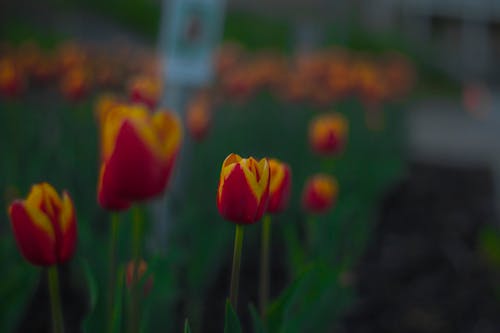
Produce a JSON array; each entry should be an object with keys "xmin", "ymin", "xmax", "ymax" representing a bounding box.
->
[
  {"xmin": 60, "ymin": 67, "xmax": 89, "ymax": 102},
  {"xmin": 0, "ymin": 57, "xmax": 25, "ymax": 98},
  {"xmin": 126, "ymin": 259, "xmax": 154, "ymax": 296},
  {"xmin": 98, "ymin": 104, "xmax": 182, "ymax": 210},
  {"xmin": 302, "ymin": 174, "xmax": 338, "ymax": 214},
  {"xmin": 309, "ymin": 113, "xmax": 348, "ymax": 156},
  {"xmin": 8, "ymin": 183, "xmax": 77, "ymax": 266},
  {"xmin": 186, "ymin": 94, "xmax": 212, "ymax": 142},
  {"xmin": 267, "ymin": 159, "xmax": 292, "ymax": 213},
  {"xmin": 128, "ymin": 75, "xmax": 161, "ymax": 110},
  {"xmin": 217, "ymin": 154, "xmax": 270, "ymax": 224}
]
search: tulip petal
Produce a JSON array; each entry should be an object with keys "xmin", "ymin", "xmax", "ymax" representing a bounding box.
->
[
  {"xmin": 217, "ymin": 164, "xmax": 261, "ymax": 224},
  {"xmin": 57, "ymin": 192, "xmax": 78, "ymax": 262},
  {"xmin": 98, "ymin": 163, "xmax": 132, "ymax": 211},
  {"xmin": 9, "ymin": 201, "xmax": 57, "ymax": 266}
]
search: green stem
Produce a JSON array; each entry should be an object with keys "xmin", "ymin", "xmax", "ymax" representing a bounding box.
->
[
  {"xmin": 48, "ymin": 266, "xmax": 64, "ymax": 333},
  {"xmin": 129, "ymin": 205, "xmax": 144, "ymax": 333},
  {"xmin": 107, "ymin": 213, "xmax": 120, "ymax": 333},
  {"xmin": 259, "ymin": 214, "xmax": 271, "ymax": 319},
  {"xmin": 229, "ymin": 224, "xmax": 245, "ymax": 310},
  {"xmin": 307, "ymin": 216, "xmax": 317, "ymax": 257}
]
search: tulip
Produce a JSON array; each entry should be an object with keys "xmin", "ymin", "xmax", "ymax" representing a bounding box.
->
[
  {"xmin": 60, "ymin": 67, "xmax": 89, "ymax": 102},
  {"xmin": 217, "ymin": 153, "xmax": 270, "ymax": 224},
  {"xmin": 267, "ymin": 159, "xmax": 292, "ymax": 213},
  {"xmin": 217, "ymin": 153, "xmax": 270, "ymax": 311},
  {"xmin": 8, "ymin": 182, "xmax": 77, "ymax": 266},
  {"xmin": 186, "ymin": 94, "xmax": 212, "ymax": 142},
  {"xmin": 309, "ymin": 113, "xmax": 348, "ymax": 156},
  {"xmin": 125, "ymin": 259, "xmax": 154, "ymax": 297},
  {"xmin": 302, "ymin": 174, "xmax": 338, "ymax": 214},
  {"xmin": 128, "ymin": 75, "xmax": 161, "ymax": 110},
  {"xmin": 97, "ymin": 104, "xmax": 182, "ymax": 211},
  {"xmin": 0, "ymin": 57, "xmax": 25, "ymax": 98}
]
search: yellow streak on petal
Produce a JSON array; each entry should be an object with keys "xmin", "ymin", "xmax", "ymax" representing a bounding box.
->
[
  {"xmin": 25, "ymin": 184, "xmax": 44, "ymax": 208},
  {"xmin": 23, "ymin": 204, "xmax": 55, "ymax": 241},
  {"xmin": 40, "ymin": 183, "xmax": 62, "ymax": 218},
  {"xmin": 59, "ymin": 192, "xmax": 74, "ymax": 233},
  {"xmin": 313, "ymin": 175, "xmax": 338, "ymax": 199},
  {"xmin": 269, "ymin": 159, "xmax": 286, "ymax": 194},
  {"xmin": 151, "ymin": 110, "xmax": 182, "ymax": 160},
  {"xmin": 240, "ymin": 157, "xmax": 269, "ymax": 202}
]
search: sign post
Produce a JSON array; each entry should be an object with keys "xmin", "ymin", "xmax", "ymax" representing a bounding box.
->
[{"xmin": 150, "ymin": 0, "xmax": 226, "ymax": 252}]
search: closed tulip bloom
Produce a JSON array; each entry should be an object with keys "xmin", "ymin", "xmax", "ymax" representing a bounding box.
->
[
  {"xmin": 128, "ymin": 75, "xmax": 161, "ymax": 110},
  {"xmin": 302, "ymin": 174, "xmax": 338, "ymax": 214},
  {"xmin": 126, "ymin": 259, "xmax": 154, "ymax": 297},
  {"xmin": 186, "ymin": 94, "xmax": 212, "ymax": 142},
  {"xmin": 309, "ymin": 113, "xmax": 348, "ymax": 156},
  {"xmin": 8, "ymin": 183, "xmax": 77, "ymax": 266},
  {"xmin": 98, "ymin": 104, "xmax": 182, "ymax": 210},
  {"xmin": 267, "ymin": 159, "xmax": 292, "ymax": 213},
  {"xmin": 217, "ymin": 154, "xmax": 270, "ymax": 224}
]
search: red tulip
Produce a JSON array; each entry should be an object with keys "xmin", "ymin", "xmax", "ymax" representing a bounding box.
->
[
  {"xmin": 267, "ymin": 159, "xmax": 291, "ymax": 213},
  {"xmin": 186, "ymin": 94, "xmax": 212, "ymax": 142},
  {"xmin": 217, "ymin": 154, "xmax": 270, "ymax": 224},
  {"xmin": 309, "ymin": 113, "xmax": 348, "ymax": 156},
  {"xmin": 302, "ymin": 174, "xmax": 338, "ymax": 214},
  {"xmin": 126, "ymin": 259, "xmax": 154, "ymax": 297},
  {"xmin": 97, "ymin": 104, "xmax": 182, "ymax": 210},
  {"xmin": 128, "ymin": 75, "xmax": 161, "ymax": 110},
  {"xmin": 8, "ymin": 183, "xmax": 77, "ymax": 266}
]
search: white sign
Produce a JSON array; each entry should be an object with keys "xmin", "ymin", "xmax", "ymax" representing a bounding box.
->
[{"xmin": 162, "ymin": 0, "xmax": 226, "ymax": 86}]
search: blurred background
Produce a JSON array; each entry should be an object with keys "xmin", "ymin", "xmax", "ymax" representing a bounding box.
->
[{"xmin": 1, "ymin": 0, "xmax": 500, "ymax": 332}]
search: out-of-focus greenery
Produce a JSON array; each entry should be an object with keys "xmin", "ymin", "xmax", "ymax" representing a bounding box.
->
[{"xmin": 0, "ymin": 85, "xmax": 406, "ymax": 331}]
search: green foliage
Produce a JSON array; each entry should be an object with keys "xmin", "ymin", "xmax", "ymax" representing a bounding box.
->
[
  {"xmin": 0, "ymin": 83, "xmax": 405, "ymax": 330},
  {"xmin": 184, "ymin": 319, "xmax": 192, "ymax": 333},
  {"xmin": 224, "ymin": 300, "xmax": 242, "ymax": 333},
  {"xmin": 479, "ymin": 226, "xmax": 500, "ymax": 269}
]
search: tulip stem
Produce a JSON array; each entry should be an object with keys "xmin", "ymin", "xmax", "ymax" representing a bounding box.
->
[
  {"xmin": 107, "ymin": 213, "xmax": 120, "ymax": 333},
  {"xmin": 129, "ymin": 205, "xmax": 143, "ymax": 333},
  {"xmin": 48, "ymin": 266, "xmax": 64, "ymax": 333},
  {"xmin": 259, "ymin": 214, "xmax": 271, "ymax": 320},
  {"xmin": 229, "ymin": 224, "xmax": 245, "ymax": 311}
]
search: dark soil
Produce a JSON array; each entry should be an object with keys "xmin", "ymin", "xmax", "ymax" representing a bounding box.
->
[{"xmin": 340, "ymin": 162, "xmax": 500, "ymax": 333}]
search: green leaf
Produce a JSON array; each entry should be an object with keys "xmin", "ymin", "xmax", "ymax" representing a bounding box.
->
[
  {"xmin": 81, "ymin": 259, "xmax": 98, "ymax": 312},
  {"xmin": 110, "ymin": 265, "xmax": 125, "ymax": 333},
  {"xmin": 249, "ymin": 303, "xmax": 266, "ymax": 333},
  {"xmin": 224, "ymin": 299, "xmax": 242, "ymax": 333},
  {"xmin": 184, "ymin": 319, "xmax": 192, "ymax": 333}
]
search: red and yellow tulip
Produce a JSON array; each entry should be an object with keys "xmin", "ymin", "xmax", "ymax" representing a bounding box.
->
[
  {"xmin": 186, "ymin": 94, "xmax": 212, "ymax": 142},
  {"xmin": 0, "ymin": 57, "xmax": 25, "ymax": 98},
  {"xmin": 309, "ymin": 113, "xmax": 348, "ymax": 156},
  {"xmin": 267, "ymin": 159, "xmax": 292, "ymax": 213},
  {"xmin": 126, "ymin": 259, "xmax": 154, "ymax": 296},
  {"xmin": 8, "ymin": 183, "xmax": 77, "ymax": 266},
  {"xmin": 302, "ymin": 174, "xmax": 338, "ymax": 214},
  {"xmin": 97, "ymin": 104, "xmax": 182, "ymax": 210},
  {"xmin": 217, "ymin": 154, "xmax": 270, "ymax": 224},
  {"xmin": 128, "ymin": 75, "xmax": 162, "ymax": 110}
]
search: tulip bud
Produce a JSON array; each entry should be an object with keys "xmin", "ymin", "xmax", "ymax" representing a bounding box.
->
[
  {"xmin": 125, "ymin": 259, "xmax": 153, "ymax": 297},
  {"xmin": 60, "ymin": 67, "xmax": 88, "ymax": 102},
  {"xmin": 0, "ymin": 57, "xmax": 25, "ymax": 98},
  {"xmin": 309, "ymin": 113, "xmax": 348, "ymax": 156},
  {"xmin": 8, "ymin": 183, "xmax": 78, "ymax": 266},
  {"xmin": 217, "ymin": 154, "xmax": 270, "ymax": 224},
  {"xmin": 267, "ymin": 159, "xmax": 292, "ymax": 213},
  {"xmin": 186, "ymin": 94, "xmax": 212, "ymax": 142},
  {"xmin": 97, "ymin": 104, "xmax": 182, "ymax": 210},
  {"xmin": 302, "ymin": 174, "xmax": 338, "ymax": 214},
  {"xmin": 128, "ymin": 75, "xmax": 161, "ymax": 110}
]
